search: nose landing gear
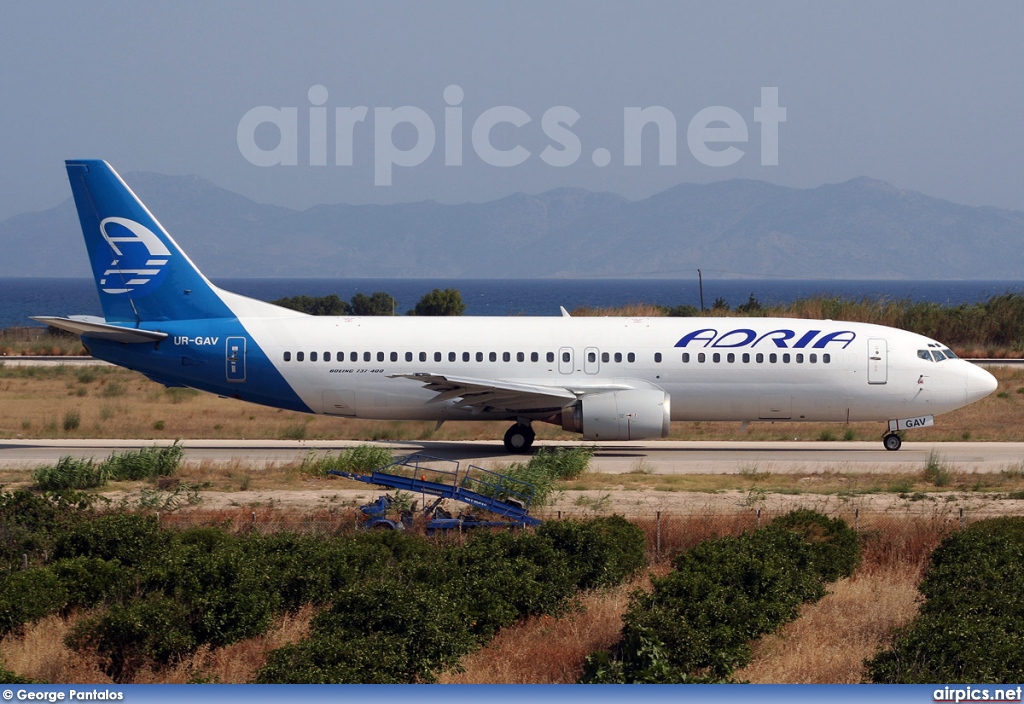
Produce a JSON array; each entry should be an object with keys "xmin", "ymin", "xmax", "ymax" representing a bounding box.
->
[{"xmin": 882, "ymin": 432, "xmax": 902, "ymax": 451}]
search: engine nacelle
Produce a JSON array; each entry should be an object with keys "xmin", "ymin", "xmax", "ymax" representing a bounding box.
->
[{"xmin": 561, "ymin": 389, "xmax": 671, "ymax": 441}]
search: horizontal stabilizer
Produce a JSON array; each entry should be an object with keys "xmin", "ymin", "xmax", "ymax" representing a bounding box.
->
[{"xmin": 30, "ymin": 316, "xmax": 168, "ymax": 343}]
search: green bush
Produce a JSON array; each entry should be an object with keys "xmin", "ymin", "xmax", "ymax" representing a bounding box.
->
[
  {"xmin": 584, "ymin": 511, "xmax": 858, "ymax": 683},
  {"xmin": 33, "ymin": 456, "xmax": 108, "ymax": 491},
  {"xmin": 301, "ymin": 445, "xmax": 394, "ymax": 476},
  {"xmin": 539, "ymin": 515, "xmax": 647, "ymax": 590},
  {"xmin": 767, "ymin": 508, "xmax": 861, "ymax": 582},
  {"xmin": 105, "ymin": 443, "xmax": 184, "ymax": 480},
  {"xmin": 256, "ymin": 632, "xmax": 411, "ymax": 684},
  {"xmin": 0, "ymin": 568, "xmax": 68, "ymax": 635},
  {"xmin": 260, "ymin": 570, "xmax": 477, "ymax": 683},
  {"xmin": 67, "ymin": 593, "xmax": 196, "ymax": 682},
  {"xmin": 50, "ymin": 556, "xmax": 136, "ymax": 609},
  {"xmin": 53, "ymin": 513, "xmax": 166, "ymax": 568},
  {"xmin": 500, "ymin": 446, "xmax": 594, "ymax": 505},
  {"xmin": 868, "ymin": 516, "xmax": 1024, "ymax": 683}
]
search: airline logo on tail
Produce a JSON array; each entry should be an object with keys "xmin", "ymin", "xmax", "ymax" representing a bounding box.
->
[{"xmin": 97, "ymin": 217, "xmax": 171, "ymax": 294}]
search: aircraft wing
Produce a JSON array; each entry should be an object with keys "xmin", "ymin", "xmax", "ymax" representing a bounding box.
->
[
  {"xmin": 390, "ymin": 372, "xmax": 642, "ymax": 414},
  {"xmin": 390, "ymin": 373, "xmax": 579, "ymax": 413}
]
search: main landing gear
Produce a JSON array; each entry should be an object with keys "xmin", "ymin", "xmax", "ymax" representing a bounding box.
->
[
  {"xmin": 503, "ymin": 423, "xmax": 535, "ymax": 453},
  {"xmin": 882, "ymin": 432, "xmax": 902, "ymax": 452}
]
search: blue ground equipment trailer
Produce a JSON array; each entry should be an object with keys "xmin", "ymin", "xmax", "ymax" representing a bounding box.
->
[{"xmin": 329, "ymin": 453, "xmax": 542, "ymax": 531}]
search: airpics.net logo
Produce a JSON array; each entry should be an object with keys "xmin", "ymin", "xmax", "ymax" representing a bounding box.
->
[
  {"xmin": 236, "ymin": 85, "xmax": 786, "ymax": 185},
  {"xmin": 97, "ymin": 217, "xmax": 171, "ymax": 295}
]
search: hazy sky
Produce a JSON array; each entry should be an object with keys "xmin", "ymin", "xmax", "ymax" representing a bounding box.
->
[{"xmin": 2, "ymin": 1, "xmax": 1023, "ymax": 222}]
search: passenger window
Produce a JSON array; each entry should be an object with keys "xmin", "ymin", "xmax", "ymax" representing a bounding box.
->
[
  {"xmin": 627, "ymin": 352, "xmax": 635, "ymax": 363},
  {"xmin": 463, "ymin": 352, "xmax": 470, "ymax": 362},
  {"xmin": 310, "ymin": 351, "xmax": 318, "ymax": 362},
  {"xmin": 562, "ymin": 351, "xmax": 571, "ymax": 363},
  {"xmin": 391, "ymin": 352, "xmax": 398, "ymax": 362},
  {"xmin": 769, "ymin": 353, "xmax": 777, "ymax": 363},
  {"xmin": 517, "ymin": 352, "xmax": 525, "ymax": 362},
  {"xmin": 296, "ymin": 351, "xmax": 304, "ymax": 362},
  {"xmin": 809, "ymin": 353, "xmax": 817, "ymax": 363},
  {"xmin": 654, "ymin": 352, "xmax": 662, "ymax": 363},
  {"xmin": 363, "ymin": 352, "xmax": 371, "ymax": 362},
  {"xmin": 434, "ymin": 352, "xmax": 442, "ymax": 362},
  {"xmin": 476, "ymin": 351, "xmax": 483, "ymax": 362},
  {"xmin": 448, "ymin": 352, "xmax": 456, "ymax": 362},
  {"xmin": 614, "ymin": 352, "xmax": 622, "ymax": 363},
  {"xmin": 682, "ymin": 353, "xmax": 690, "ymax": 363},
  {"xmin": 377, "ymin": 351, "xmax": 385, "ymax": 362},
  {"xmin": 503, "ymin": 352, "xmax": 511, "ymax": 362},
  {"xmin": 823, "ymin": 353, "xmax": 831, "ymax": 363},
  {"xmin": 918, "ymin": 350, "xmax": 932, "ymax": 361},
  {"xmin": 756, "ymin": 353, "xmax": 764, "ymax": 363},
  {"xmin": 531, "ymin": 352, "xmax": 539, "ymax": 362},
  {"xmin": 490, "ymin": 352, "xmax": 497, "ymax": 362},
  {"xmin": 419, "ymin": 352, "xmax": 427, "ymax": 362},
  {"xmin": 405, "ymin": 352, "xmax": 413, "ymax": 362},
  {"xmin": 712, "ymin": 353, "xmax": 721, "ymax": 363},
  {"xmin": 601, "ymin": 352, "xmax": 609, "ymax": 363},
  {"xmin": 589, "ymin": 351, "xmax": 597, "ymax": 363},
  {"xmin": 796, "ymin": 353, "xmax": 803, "ymax": 363},
  {"xmin": 742, "ymin": 353, "xmax": 750, "ymax": 363},
  {"xmin": 283, "ymin": 351, "xmax": 291, "ymax": 362},
  {"xmin": 323, "ymin": 352, "xmax": 331, "ymax": 362},
  {"xmin": 782, "ymin": 353, "xmax": 790, "ymax": 363},
  {"xmin": 546, "ymin": 352, "xmax": 555, "ymax": 363},
  {"xmin": 698, "ymin": 353, "xmax": 706, "ymax": 363},
  {"xmin": 727, "ymin": 353, "xmax": 735, "ymax": 363}
]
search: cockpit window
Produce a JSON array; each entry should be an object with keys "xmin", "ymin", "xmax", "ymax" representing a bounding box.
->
[
  {"xmin": 917, "ymin": 350, "xmax": 932, "ymax": 361},
  {"xmin": 931, "ymin": 350, "xmax": 946, "ymax": 362},
  {"xmin": 943, "ymin": 348, "xmax": 958, "ymax": 359}
]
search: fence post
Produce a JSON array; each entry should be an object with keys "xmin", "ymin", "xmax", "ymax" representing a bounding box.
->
[
  {"xmin": 22, "ymin": 554, "xmax": 28, "ymax": 571},
  {"xmin": 959, "ymin": 507, "xmax": 964, "ymax": 529},
  {"xmin": 855, "ymin": 507, "xmax": 859, "ymax": 532},
  {"xmin": 656, "ymin": 511, "xmax": 662, "ymax": 560},
  {"xmin": 756, "ymin": 508, "xmax": 761, "ymax": 529}
]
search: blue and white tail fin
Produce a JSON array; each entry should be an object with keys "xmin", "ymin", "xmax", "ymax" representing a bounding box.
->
[{"xmin": 65, "ymin": 160, "xmax": 236, "ymax": 324}]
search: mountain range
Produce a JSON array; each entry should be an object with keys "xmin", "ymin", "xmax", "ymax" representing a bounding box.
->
[{"xmin": 2, "ymin": 172, "xmax": 1023, "ymax": 280}]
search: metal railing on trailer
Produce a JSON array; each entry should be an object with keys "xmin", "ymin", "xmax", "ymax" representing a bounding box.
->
[{"xmin": 328, "ymin": 453, "xmax": 542, "ymax": 527}]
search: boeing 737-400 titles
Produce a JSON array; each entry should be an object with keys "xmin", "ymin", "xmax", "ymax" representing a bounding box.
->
[{"xmin": 36, "ymin": 161, "xmax": 998, "ymax": 452}]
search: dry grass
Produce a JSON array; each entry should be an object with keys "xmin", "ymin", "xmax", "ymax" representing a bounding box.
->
[
  {"xmin": 735, "ymin": 514, "xmax": 944, "ymax": 683},
  {"xmin": 438, "ymin": 581, "xmax": 639, "ymax": 684},
  {"xmin": 0, "ymin": 604, "xmax": 318, "ymax": 685}
]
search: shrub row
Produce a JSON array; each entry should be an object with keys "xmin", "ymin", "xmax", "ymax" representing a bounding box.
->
[
  {"xmin": 255, "ymin": 516, "xmax": 646, "ymax": 683},
  {"xmin": 32, "ymin": 443, "xmax": 184, "ymax": 491},
  {"xmin": 868, "ymin": 516, "xmax": 1024, "ymax": 683},
  {"xmin": 0, "ymin": 488, "xmax": 645, "ymax": 683},
  {"xmin": 582, "ymin": 509, "xmax": 860, "ymax": 683}
]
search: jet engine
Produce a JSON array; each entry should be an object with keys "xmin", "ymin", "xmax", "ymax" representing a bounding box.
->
[{"xmin": 561, "ymin": 388, "xmax": 671, "ymax": 440}]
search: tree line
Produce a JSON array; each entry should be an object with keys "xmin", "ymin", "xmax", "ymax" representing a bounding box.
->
[{"xmin": 271, "ymin": 288, "xmax": 465, "ymax": 316}]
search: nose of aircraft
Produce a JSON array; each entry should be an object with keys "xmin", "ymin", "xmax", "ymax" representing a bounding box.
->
[{"xmin": 966, "ymin": 363, "xmax": 998, "ymax": 404}]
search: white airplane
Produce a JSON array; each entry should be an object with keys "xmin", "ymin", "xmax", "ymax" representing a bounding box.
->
[{"xmin": 36, "ymin": 160, "xmax": 998, "ymax": 453}]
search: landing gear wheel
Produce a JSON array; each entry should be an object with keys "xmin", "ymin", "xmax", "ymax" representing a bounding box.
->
[
  {"xmin": 503, "ymin": 423, "xmax": 535, "ymax": 453},
  {"xmin": 883, "ymin": 433, "xmax": 902, "ymax": 451}
]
